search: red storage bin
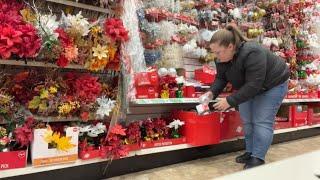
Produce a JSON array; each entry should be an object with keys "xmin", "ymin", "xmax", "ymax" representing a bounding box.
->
[
  {"xmin": 291, "ymin": 105, "xmax": 308, "ymax": 127},
  {"xmin": 194, "ymin": 69, "xmax": 215, "ymax": 84},
  {"xmin": 220, "ymin": 111, "xmax": 243, "ymax": 140},
  {"xmin": 274, "ymin": 105, "xmax": 293, "ymax": 130},
  {"xmin": 307, "ymin": 104, "xmax": 320, "ymax": 125},
  {"xmin": 173, "ymin": 111, "xmax": 220, "ymax": 146}
]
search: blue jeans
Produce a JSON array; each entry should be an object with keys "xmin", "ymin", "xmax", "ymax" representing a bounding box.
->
[{"xmin": 239, "ymin": 81, "xmax": 288, "ymax": 160}]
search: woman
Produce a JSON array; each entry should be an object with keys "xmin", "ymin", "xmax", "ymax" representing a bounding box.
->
[{"xmin": 207, "ymin": 25, "xmax": 289, "ymax": 169}]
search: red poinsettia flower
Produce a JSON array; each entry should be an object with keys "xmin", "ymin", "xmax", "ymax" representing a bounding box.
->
[
  {"xmin": 74, "ymin": 74, "xmax": 102, "ymax": 103},
  {"xmin": 55, "ymin": 28, "xmax": 73, "ymax": 47},
  {"xmin": 0, "ymin": 25, "xmax": 23, "ymax": 59},
  {"xmin": 13, "ymin": 71, "xmax": 29, "ymax": 83},
  {"xmin": 104, "ymin": 18, "xmax": 129, "ymax": 42},
  {"xmin": 17, "ymin": 24, "xmax": 41, "ymax": 58},
  {"xmin": 14, "ymin": 116, "xmax": 35, "ymax": 148},
  {"xmin": 80, "ymin": 111, "xmax": 90, "ymax": 121},
  {"xmin": 56, "ymin": 55, "xmax": 69, "ymax": 67},
  {"xmin": 110, "ymin": 124, "xmax": 126, "ymax": 136},
  {"xmin": 126, "ymin": 122, "xmax": 141, "ymax": 144}
]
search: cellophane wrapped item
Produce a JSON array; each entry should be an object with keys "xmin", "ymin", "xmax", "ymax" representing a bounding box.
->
[
  {"xmin": 121, "ymin": 0, "xmax": 146, "ymax": 73},
  {"xmin": 156, "ymin": 43, "xmax": 183, "ymax": 69}
]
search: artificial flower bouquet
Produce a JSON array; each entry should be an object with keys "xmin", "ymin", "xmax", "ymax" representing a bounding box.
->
[
  {"xmin": 79, "ymin": 122, "xmax": 130, "ymax": 160},
  {"xmin": 78, "ymin": 121, "xmax": 108, "ymax": 160},
  {"xmin": 123, "ymin": 121, "xmax": 141, "ymax": 151},
  {"xmin": 0, "ymin": 0, "xmax": 129, "ymax": 72},
  {"xmin": 0, "ymin": 116, "xmax": 36, "ymax": 170},
  {"xmin": 31, "ymin": 123, "xmax": 79, "ymax": 166},
  {"xmin": 2, "ymin": 70, "xmax": 117, "ymax": 121},
  {"xmin": 100, "ymin": 124, "xmax": 128, "ymax": 159},
  {"xmin": 140, "ymin": 118, "xmax": 186, "ymax": 149}
]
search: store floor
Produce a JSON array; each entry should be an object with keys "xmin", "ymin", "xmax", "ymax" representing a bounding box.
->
[{"xmin": 109, "ymin": 135, "xmax": 320, "ymax": 180}]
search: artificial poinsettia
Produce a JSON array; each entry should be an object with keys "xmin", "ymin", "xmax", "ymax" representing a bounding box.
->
[
  {"xmin": 14, "ymin": 116, "xmax": 36, "ymax": 148},
  {"xmin": 0, "ymin": 25, "xmax": 22, "ymax": 59},
  {"xmin": 74, "ymin": 74, "xmax": 102, "ymax": 103},
  {"xmin": 56, "ymin": 55, "xmax": 69, "ymax": 67},
  {"xmin": 17, "ymin": 23, "xmax": 41, "ymax": 58},
  {"xmin": 125, "ymin": 122, "xmax": 141, "ymax": 145},
  {"xmin": 104, "ymin": 18, "xmax": 129, "ymax": 42},
  {"xmin": 102, "ymin": 124, "xmax": 128, "ymax": 159}
]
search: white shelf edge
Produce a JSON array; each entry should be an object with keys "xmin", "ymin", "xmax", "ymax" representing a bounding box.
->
[
  {"xmin": 1, "ymin": 124, "xmax": 319, "ymax": 178},
  {"xmin": 45, "ymin": 0, "xmax": 114, "ymax": 14},
  {"xmin": 135, "ymin": 144, "xmax": 193, "ymax": 156},
  {"xmin": 0, "ymin": 59, "xmax": 85, "ymax": 70},
  {"xmin": 0, "ymin": 152, "xmax": 135, "ymax": 179},
  {"xmin": 132, "ymin": 98, "xmax": 320, "ymax": 105},
  {"xmin": 274, "ymin": 124, "xmax": 320, "ymax": 134},
  {"xmin": 282, "ymin": 99, "xmax": 320, "ymax": 103},
  {"xmin": 132, "ymin": 98, "xmax": 217, "ymax": 105},
  {"xmin": 0, "ymin": 158, "xmax": 108, "ymax": 178}
]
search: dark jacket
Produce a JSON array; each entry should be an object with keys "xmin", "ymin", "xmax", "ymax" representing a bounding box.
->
[{"xmin": 210, "ymin": 41, "xmax": 290, "ymax": 107}]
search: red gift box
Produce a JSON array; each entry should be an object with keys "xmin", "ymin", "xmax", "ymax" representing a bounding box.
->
[
  {"xmin": 123, "ymin": 144, "xmax": 141, "ymax": 151},
  {"xmin": 220, "ymin": 111, "xmax": 244, "ymax": 140},
  {"xmin": 307, "ymin": 104, "xmax": 320, "ymax": 125},
  {"xmin": 140, "ymin": 137, "xmax": 186, "ymax": 149},
  {"xmin": 79, "ymin": 149, "xmax": 100, "ymax": 160},
  {"xmin": 291, "ymin": 105, "xmax": 308, "ymax": 127},
  {"xmin": 136, "ymin": 86, "xmax": 158, "ymax": 99},
  {"xmin": 184, "ymin": 86, "xmax": 196, "ymax": 98},
  {"xmin": 194, "ymin": 66, "xmax": 216, "ymax": 85},
  {"xmin": 173, "ymin": 111, "xmax": 220, "ymax": 146},
  {"xmin": 274, "ymin": 106, "xmax": 293, "ymax": 130},
  {"xmin": 0, "ymin": 150, "xmax": 27, "ymax": 170},
  {"xmin": 135, "ymin": 70, "xmax": 160, "ymax": 99}
]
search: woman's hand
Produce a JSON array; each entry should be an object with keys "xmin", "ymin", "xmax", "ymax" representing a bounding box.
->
[{"xmin": 213, "ymin": 98, "xmax": 231, "ymax": 111}]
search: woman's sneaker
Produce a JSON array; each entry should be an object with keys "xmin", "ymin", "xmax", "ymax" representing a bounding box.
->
[{"xmin": 235, "ymin": 152, "xmax": 252, "ymax": 164}]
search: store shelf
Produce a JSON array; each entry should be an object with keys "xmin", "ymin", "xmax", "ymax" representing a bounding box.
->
[
  {"xmin": 132, "ymin": 98, "xmax": 217, "ymax": 105},
  {"xmin": 45, "ymin": 0, "xmax": 113, "ymax": 14},
  {"xmin": 135, "ymin": 144, "xmax": 193, "ymax": 156},
  {"xmin": 282, "ymin": 98, "xmax": 320, "ymax": 103},
  {"xmin": 0, "ymin": 151, "xmax": 135, "ymax": 179},
  {"xmin": 0, "ymin": 59, "xmax": 85, "ymax": 70},
  {"xmin": 1, "ymin": 124, "xmax": 319, "ymax": 179},
  {"xmin": 131, "ymin": 98, "xmax": 320, "ymax": 105},
  {"xmin": 275, "ymin": 124, "xmax": 320, "ymax": 134},
  {"xmin": 33, "ymin": 116, "xmax": 81, "ymax": 122}
]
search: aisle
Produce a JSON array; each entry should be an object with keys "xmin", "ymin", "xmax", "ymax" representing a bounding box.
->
[{"xmin": 109, "ymin": 135, "xmax": 320, "ymax": 180}]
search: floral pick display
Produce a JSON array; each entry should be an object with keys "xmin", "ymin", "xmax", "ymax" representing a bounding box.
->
[
  {"xmin": 167, "ymin": 119, "xmax": 184, "ymax": 138},
  {"xmin": 1, "ymin": 70, "xmax": 118, "ymax": 121},
  {"xmin": 0, "ymin": 0, "xmax": 129, "ymax": 72},
  {"xmin": 124, "ymin": 121, "xmax": 141, "ymax": 145},
  {"xmin": 0, "ymin": 0, "xmax": 41, "ymax": 59},
  {"xmin": 44, "ymin": 126, "xmax": 76, "ymax": 152},
  {"xmin": 102, "ymin": 124, "xmax": 128, "ymax": 159}
]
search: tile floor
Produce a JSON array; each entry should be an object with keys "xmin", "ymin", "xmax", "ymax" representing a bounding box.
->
[{"xmin": 109, "ymin": 135, "xmax": 320, "ymax": 180}]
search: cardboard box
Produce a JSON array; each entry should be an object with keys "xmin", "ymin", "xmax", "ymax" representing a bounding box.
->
[
  {"xmin": 31, "ymin": 127, "xmax": 79, "ymax": 167},
  {"xmin": 0, "ymin": 149, "xmax": 27, "ymax": 170}
]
